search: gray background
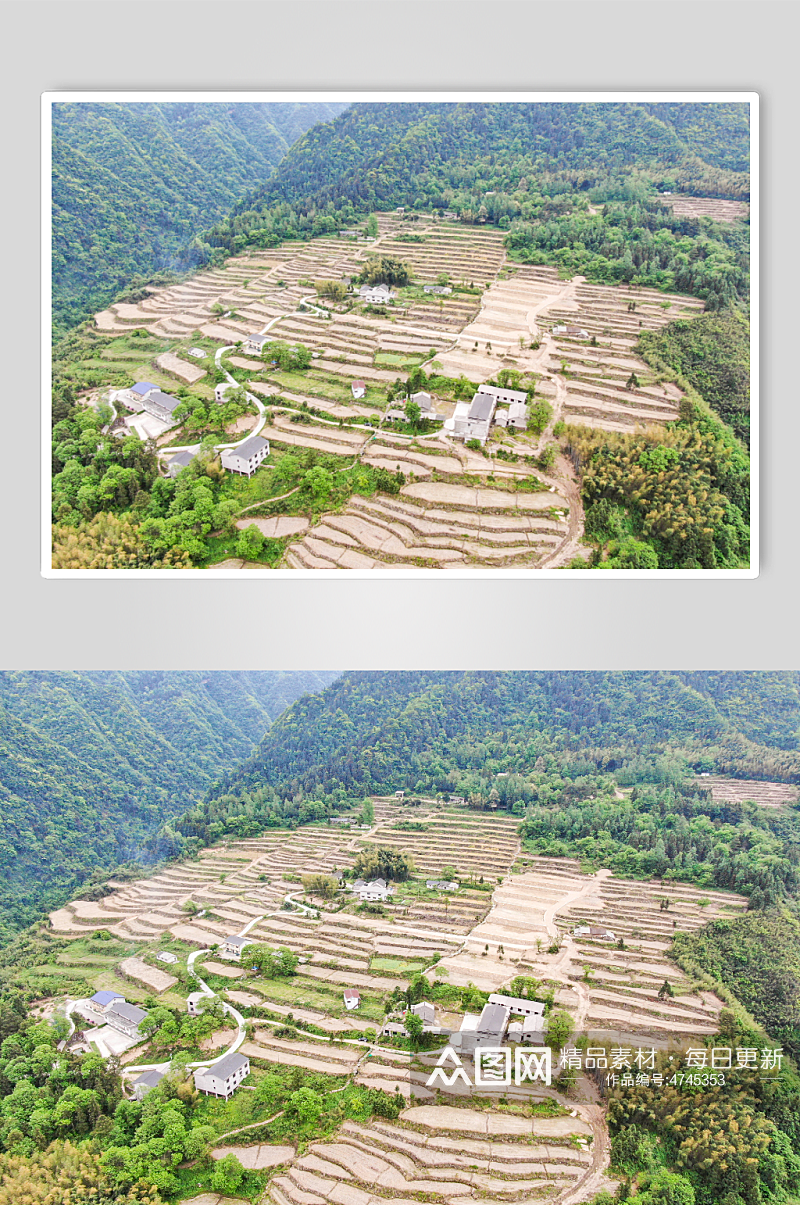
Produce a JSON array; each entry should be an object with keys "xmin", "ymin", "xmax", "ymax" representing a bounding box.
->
[{"xmin": 3, "ymin": 0, "xmax": 795, "ymax": 671}]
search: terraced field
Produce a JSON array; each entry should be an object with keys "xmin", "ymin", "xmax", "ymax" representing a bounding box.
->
[
  {"xmin": 505, "ymin": 856, "xmax": 748, "ymax": 1045},
  {"xmin": 89, "ymin": 211, "xmax": 709, "ymax": 572},
  {"xmin": 44, "ymin": 800, "xmax": 750, "ymax": 1203},
  {"xmin": 662, "ymin": 196, "xmax": 750, "ymax": 223},
  {"xmin": 691, "ymin": 776, "xmax": 800, "ymax": 809}
]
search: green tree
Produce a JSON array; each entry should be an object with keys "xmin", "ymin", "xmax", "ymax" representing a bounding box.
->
[
  {"xmin": 211, "ymin": 1152, "xmax": 245, "ymax": 1194},
  {"xmin": 236, "ymin": 524, "xmax": 266, "ymax": 561}
]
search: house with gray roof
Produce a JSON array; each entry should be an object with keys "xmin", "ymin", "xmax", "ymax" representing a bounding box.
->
[
  {"xmin": 167, "ymin": 450, "xmax": 196, "ymax": 478},
  {"xmin": 477, "ymin": 1001, "xmax": 510, "ymax": 1042},
  {"xmin": 215, "ymin": 382, "xmax": 237, "ymax": 404},
  {"xmin": 220, "ymin": 436, "xmax": 269, "ymax": 478},
  {"xmin": 106, "ymin": 1000, "xmax": 148, "ymax": 1040},
  {"xmin": 140, "ymin": 390, "xmax": 183, "ymax": 426},
  {"xmin": 453, "ymin": 390, "xmax": 497, "ymax": 445},
  {"xmin": 131, "ymin": 1069, "xmax": 164, "ymax": 1100},
  {"xmin": 194, "ymin": 1052, "xmax": 250, "ymax": 1099},
  {"xmin": 244, "ymin": 332, "xmax": 271, "ymax": 354}
]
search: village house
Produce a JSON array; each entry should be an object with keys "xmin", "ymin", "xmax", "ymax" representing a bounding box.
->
[
  {"xmin": 477, "ymin": 1001, "xmax": 510, "ymax": 1043},
  {"xmin": 351, "ymin": 877, "xmax": 394, "ymax": 902},
  {"xmin": 454, "ymin": 390, "xmax": 497, "ymax": 445},
  {"xmin": 131, "ymin": 1069, "xmax": 164, "ymax": 1100},
  {"xmin": 449, "ymin": 795, "xmax": 465, "ymax": 804},
  {"xmin": 186, "ymin": 992, "xmax": 207, "ymax": 1017},
  {"xmin": 220, "ymin": 435, "xmax": 269, "ymax": 478},
  {"xmin": 488, "ymin": 993, "xmax": 546, "ymax": 1019},
  {"xmin": 426, "ymin": 879, "xmax": 459, "ymax": 892},
  {"xmin": 215, "ymin": 382, "xmax": 236, "ymax": 404},
  {"xmin": 194, "ymin": 1052, "xmax": 250, "ymax": 1099},
  {"xmin": 507, "ymin": 1014, "xmax": 546, "ymax": 1043},
  {"xmin": 343, "ymin": 989, "xmax": 360, "ymax": 1010},
  {"xmin": 187, "ymin": 347, "xmax": 206, "ymax": 359},
  {"xmin": 351, "ymin": 381, "xmax": 366, "ymax": 399},
  {"xmin": 244, "ymin": 332, "xmax": 271, "ymax": 355},
  {"xmin": 385, "ymin": 408, "xmax": 407, "ymax": 423},
  {"xmin": 552, "ymin": 324, "xmax": 590, "ymax": 338},
  {"xmin": 116, "ymin": 381, "xmax": 159, "ymax": 411},
  {"xmin": 395, "ymin": 790, "xmax": 405, "ymax": 799},
  {"xmin": 105, "ymin": 1000, "xmax": 148, "ymax": 1040},
  {"xmin": 423, "ymin": 285, "xmax": 452, "ymax": 295},
  {"xmin": 222, "ymin": 934, "xmax": 255, "ymax": 960},
  {"xmin": 478, "ymin": 383, "xmax": 528, "ymax": 407},
  {"xmin": 86, "ymin": 990, "xmax": 124, "ymax": 1017},
  {"xmin": 359, "ymin": 283, "xmax": 395, "ymax": 304},
  {"xmin": 573, "ymin": 925, "xmax": 616, "ymax": 941},
  {"xmin": 410, "ymin": 1001, "xmax": 436, "ymax": 1027},
  {"xmin": 157, "ymin": 951, "xmax": 178, "ymax": 965},
  {"xmin": 167, "ymin": 450, "xmax": 196, "ymax": 478},
  {"xmin": 382, "ymin": 1020, "xmax": 407, "ymax": 1037}
]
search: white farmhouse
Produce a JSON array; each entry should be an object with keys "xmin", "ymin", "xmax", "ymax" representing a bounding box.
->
[
  {"xmin": 223, "ymin": 934, "xmax": 255, "ymax": 960},
  {"xmin": 359, "ymin": 283, "xmax": 395, "ymax": 304},
  {"xmin": 454, "ymin": 390, "xmax": 496, "ymax": 445},
  {"xmin": 487, "ymin": 993, "xmax": 546, "ymax": 1020},
  {"xmin": 215, "ymin": 382, "xmax": 237, "ymax": 404},
  {"xmin": 86, "ymin": 990, "xmax": 124, "ymax": 1017},
  {"xmin": 343, "ymin": 989, "xmax": 360, "ymax": 1010},
  {"xmin": 220, "ymin": 436, "xmax": 269, "ymax": 478},
  {"xmin": 194, "ymin": 1052, "xmax": 250, "ymax": 1099},
  {"xmin": 186, "ymin": 992, "xmax": 207, "ymax": 1017},
  {"xmin": 244, "ymin": 332, "xmax": 271, "ymax": 355}
]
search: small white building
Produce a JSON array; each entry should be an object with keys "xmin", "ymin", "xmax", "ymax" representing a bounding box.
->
[
  {"xmin": 351, "ymin": 381, "xmax": 366, "ymax": 399},
  {"xmin": 220, "ymin": 435, "xmax": 269, "ymax": 478},
  {"xmin": 573, "ymin": 926, "xmax": 616, "ymax": 941},
  {"xmin": 194, "ymin": 1052, "xmax": 250, "ymax": 1099},
  {"xmin": 244, "ymin": 333, "xmax": 271, "ymax": 355},
  {"xmin": 157, "ymin": 951, "xmax": 179, "ymax": 965},
  {"xmin": 478, "ymin": 384, "xmax": 528, "ymax": 406},
  {"xmin": 215, "ymin": 382, "xmax": 236, "ymax": 404},
  {"xmin": 552, "ymin": 325, "xmax": 589, "ymax": 338},
  {"xmin": 223, "ymin": 935, "xmax": 255, "ymax": 960},
  {"xmin": 187, "ymin": 347, "xmax": 207, "ymax": 359},
  {"xmin": 423, "ymin": 285, "xmax": 451, "ymax": 295},
  {"xmin": 487, "ymin": 993, "xmax": 546, "ymax": 1020},
  {"xmin": 352, "ymin": 878, "xmax": 394, "ymax": 902},
  {"xmin": 186, "ymin": 992, "xmax": 207, "ymax": 1017},
  {"xmin": 410, "ymin": 391, "xmax": 433, "ymax": 412},
  {"xmin": 359, "ymin": 283, "xmax": 395, "ymax": 304},
  {"xmin": 395, "ymin": 790, "xmax": 405, "ymax": 799},
  {"xmin": 131, "ymin": 1069, "xmax": 164, "ymax": 1100},
  {"xmin": 343, "ymin": 989, "xmax": 360, "ymax": 1010},
  {"xmin": 426, "ymin": 879, "xmax": 459, "ymax": 892}
]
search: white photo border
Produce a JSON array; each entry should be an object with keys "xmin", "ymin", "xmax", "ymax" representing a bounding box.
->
[{"xmin": 41, "ymin": 90, "xmax": 758, "ymax": 579}]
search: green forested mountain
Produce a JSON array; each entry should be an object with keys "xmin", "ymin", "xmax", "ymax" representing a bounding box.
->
[
  {"xmin": 206, "ymin": 101, "xmax": 750, "ymax": 309},
  {"xmin": 52, "ymin": 101, "xmax": 347, "ymax": 334},
  {"xmin": 0, "ymin": 670, "xmax": 335, "ymax": 936}
]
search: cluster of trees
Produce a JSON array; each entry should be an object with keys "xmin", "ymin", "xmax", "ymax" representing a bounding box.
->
[
  {"xmin": 350, "ymin": 847, "xmax": 414, "ymax": 882},
  {"xmin": 172, "ymin": 386, "xmax": 253, "ymax": 436},
  {"xmin": 569, "ymin": 400, "xmax": 749, "ymax": 569},
  {"xmin": 673, "ymin": 908, "xmax": 800, "ymax": 1057},
  {"xmin": 52, "ymin": 403, "xmax": 159, "ymax": 527},
  {"xmin": 637, "ymin": 310, "xmax": 750, "ymax": 446},
  {"xmin": 246, "ymin": 944, "xmax": 299, "ymax": 978},
  {"xmin": 521, "ymin": 781, "xmax": 800, "ymax": 904},
  {"xmin": 598, "ymin": 1053, "xmax": 800, "ymax": 1205},
  {"xmin": 506, "ymin": 197, "xmax": 748, "ymax": 308},
  {"xmin": 357, "ymin": 256, "xmax": 411, "ymax": 287},
  {"xmin": 260, "ymin": 340, "xmax": 313, "ymax": 371}
]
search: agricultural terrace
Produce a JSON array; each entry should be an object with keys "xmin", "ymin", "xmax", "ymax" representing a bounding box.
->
[
  {"xmin": 691, "ymin": 776, "xmax": 800, "ymax": 809},
  {"xmin": 661, "ymin": 196, "xmax": 750, "ymax": 223},
  {"xmin": 38, "ymin": 798, "xmax": 754, "ymax": 1203},
  {"xmin": 88, "ymin": 213, "xmax": 702, "ymax": 571}
]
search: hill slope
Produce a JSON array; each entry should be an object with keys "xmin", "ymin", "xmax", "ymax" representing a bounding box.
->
[
  {"xmin": 0, "ymin": 670, "xmax": 336, "ymax": 936},
  {"xmin": 51, "ymin": 100, "xmax": 347, "ymax": 335}
]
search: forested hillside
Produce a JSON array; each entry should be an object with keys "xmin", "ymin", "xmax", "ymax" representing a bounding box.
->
[
  {"xmin": 52, "ymin": 100, "xmax": 347, "ymax": 334},
  {"xmin": 207, "ymin": 100, "xmax": 750, "ymax": 309},
  {"xmin": 0, "ymin": 671, "xmax": 335, "ymax": 936}
]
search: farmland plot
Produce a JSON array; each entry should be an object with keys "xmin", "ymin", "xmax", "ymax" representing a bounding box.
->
[{"xmin": 691, "ymin": 776, "xmax": 799, "ymax": 808}]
